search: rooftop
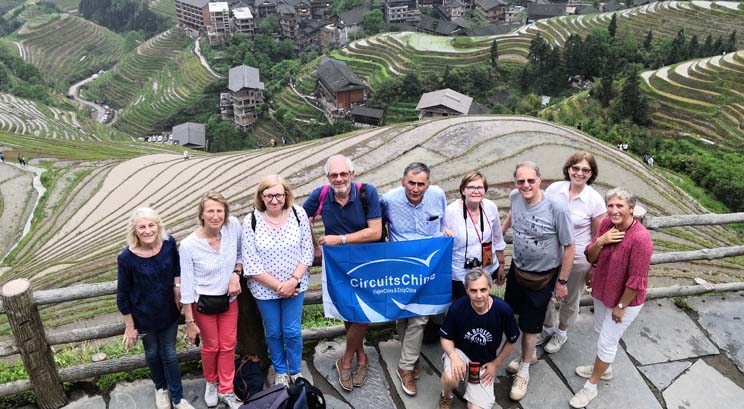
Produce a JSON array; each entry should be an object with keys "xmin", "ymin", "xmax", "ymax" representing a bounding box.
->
[
  {"xmin": 172, "ymin": 122, "xmax": 205, "ymax": 148},
  {"xmin": 228, "ymin": 65, "xmax": 265, "ymax": 92},
  {"xmin": 416, "ymin": 88, "xmax": 474, "ymax": 114},
  {"xmin": 233, "ymin": 6, "xmax": 254, "ymax": 19},
  {"xmin": 208, "ymin": 2, "xmax": 229, "ymax": 13},
  {"xmin": 176, "ymin": 0, "xmax": 210, "ymax": 8},
  {"xmin": 317, "ymin": 58, "xmax": 366, "ymax": 92}
]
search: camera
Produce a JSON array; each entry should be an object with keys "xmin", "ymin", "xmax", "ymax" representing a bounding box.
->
[{"xmin": 464, "ymin": 258, "xmax": 482, "ymax": 269}]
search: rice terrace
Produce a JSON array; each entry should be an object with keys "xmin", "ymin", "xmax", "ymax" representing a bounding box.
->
[{"xmin": 0, "ymin": 0, "xmax": 744, "ymax": 408}]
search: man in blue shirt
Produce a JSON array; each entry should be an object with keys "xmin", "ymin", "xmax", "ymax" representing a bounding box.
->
[
  {"xmin": 381, "ymin": 162, "xmax": 447, "ymax": 396},
  {"xmin": 439, "ymin": 268, "xmax": 519, "ymax": 409},
  {"xmin": 302, "ymin": 154, "xmax": 382, "ymax": 392}
]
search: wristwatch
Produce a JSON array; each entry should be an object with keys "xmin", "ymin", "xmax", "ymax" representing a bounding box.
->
[
  {"xmin": 617, "ymin": 303, "xmax": 626, "ymax": 309},
  {"xmin": 557, "ymin": 278, "xmax": 568, "ymax": 285},
  {"xmin": 341, "ymin": 234, "xmax": 347, "ymax": 245}
]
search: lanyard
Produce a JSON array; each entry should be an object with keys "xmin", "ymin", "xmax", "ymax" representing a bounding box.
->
[{"xmin": 463, "ymin": 202, "xmax": 492, "ymax": 261}]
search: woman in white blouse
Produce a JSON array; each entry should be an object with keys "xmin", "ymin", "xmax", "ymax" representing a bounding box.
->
[
  {"xmin": 180, "ymin": 192, "xmax": 243, "ymax": 409},
  {"xmin": 443, "ymin": 171, "xmax": 507, "ymax": 300},
  {"xmin": 242, "ymin": 175, "xmax": 314, "ymax": 387}
]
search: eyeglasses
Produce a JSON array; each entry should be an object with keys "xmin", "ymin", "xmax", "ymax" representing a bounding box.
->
[
  {"xmin": 515, "ymin": 178, "xmax": 538, "ymax": 186},
  {"xmin": 570, "ymin": 165, "xmax": 592, "ymax": 174},
  {"xmin": 262, "ymin": 193, "xmax": 286, "ymax": 201},
  {"xmin": 464, "ymin": 186, "xmax": 485, "ymax": 192},
  {"xmin": 327, "ymin": 171, "xmax": 350, "ymax": 179}
]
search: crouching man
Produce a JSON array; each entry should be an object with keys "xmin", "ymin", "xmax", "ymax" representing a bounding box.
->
[{"xmin": 438, "ymin": 268, "xmax": 520, "ymax": 409}]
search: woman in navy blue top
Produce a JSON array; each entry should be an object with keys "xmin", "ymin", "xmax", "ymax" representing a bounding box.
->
[{"xmin": 117, "ymin": 207, "xmax": 194, "ymax": 409}]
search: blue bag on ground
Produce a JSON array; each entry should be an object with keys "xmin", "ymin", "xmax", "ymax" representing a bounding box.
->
[
  {"xmin": 239, "ymin": 384, "xmax": 289, "ymax": 409},
  {"xmin": 234, "ymin": 356, "xmax": 265, "ymax": 402}
]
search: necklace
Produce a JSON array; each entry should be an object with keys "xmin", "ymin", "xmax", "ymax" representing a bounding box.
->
[{"xmin": 265, "ymin": 210, "xmax": 285, "ymax": 225}]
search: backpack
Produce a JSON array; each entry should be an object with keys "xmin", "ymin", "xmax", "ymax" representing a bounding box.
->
[
  {"xmin": 287, "ymin": 377, "xmax": 325, "ymax": 409},
  {"xmin": 234, "ymin": 356, "xmax": 265, "ymax": 401},
  {"xmin": 240, "ymin": 384, "xmax": 290, "ymax": 409}
]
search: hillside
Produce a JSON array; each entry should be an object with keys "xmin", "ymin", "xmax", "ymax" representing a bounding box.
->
[
  {"xmin": 0, "ymin": 93, "xmax": 91, "ymax": 139},
  {"xmin": 641, "ymin": 50, "xmax": 744, "ymax": 147},
  {"xmin": 14, "ymin": 14, "xmax": 127, "ymax": 89},
  {"xmin": 1, "ymin": 116, "xmax": 741, "ymax": 329}
]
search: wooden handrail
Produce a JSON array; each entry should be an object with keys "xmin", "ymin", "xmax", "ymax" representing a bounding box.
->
[{"xmin": 641, "ymin": 212, "xmax": 744, "ymax": 229}]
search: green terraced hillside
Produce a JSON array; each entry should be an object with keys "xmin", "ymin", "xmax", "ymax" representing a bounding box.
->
[
  {"xmin": 15, "ymin": 14, "xmax": 127, "ymax": 88},
  {"xmin": 641, "ymin": 50, "xmax": 744, "ymax": 147},
  {"xmin": 338, "ymin": 1, "xmax": 744, "ymax": 83}
]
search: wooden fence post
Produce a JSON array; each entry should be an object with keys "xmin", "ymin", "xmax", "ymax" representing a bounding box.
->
[{"xmin": 1, "ymin": 279, "xmax": 67, "ymax": 408}]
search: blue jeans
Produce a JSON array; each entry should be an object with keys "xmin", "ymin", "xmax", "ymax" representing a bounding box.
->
[
  {"xmin": 256, "ymin": 293, "xmax": 304, "ymax": 375},
  {"xmin": 141, "ymin": 320, "xmax": 183, "ymax": 403}
]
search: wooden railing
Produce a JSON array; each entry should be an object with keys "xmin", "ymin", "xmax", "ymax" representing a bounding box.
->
[{"xmin": 1, "ymin": 212, "xmax": 744, "ymax": 408}]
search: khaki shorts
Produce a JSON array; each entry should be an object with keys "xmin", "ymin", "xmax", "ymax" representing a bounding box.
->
[{"xmin": 442, "ymin": 348, "xmax": 495, "ymax": 409}]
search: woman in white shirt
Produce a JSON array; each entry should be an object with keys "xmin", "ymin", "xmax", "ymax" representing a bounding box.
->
[
  {"xmin": 540, "ymin": 151, "xmax": 606, "ymax": 354},
  {"xmin": 242, "ymin": 175, "xmax": 314, "ymax": 387},
  {"xmin": 443, "ymin": 171, "xmax": 507, "ymax": 300},
  {"xmin": 180, "ymin": 192, "xmax": 243, "ymax": 409}
]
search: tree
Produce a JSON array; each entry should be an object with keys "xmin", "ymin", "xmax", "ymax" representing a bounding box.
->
[
  {"xmin": 595, "ymin": 75, "xmax": 614, "ymax": 107},
  {"xmin": 582, "ymin": 29, "xmax": 611, "ymax": 78},
  {"xmin": 259, "ymin": 16, "xmax": 279, "ymax": 34},
  {"xmin": 563, "ymin": 34, "xmax": 584, "ymax": 76},
  {"xmin": 712, "ymin": 35, "xmax": 724, "ymax": 55},
  {"xmin": 702, "ymin": 34, "xmax": 713, "ymax": 56},
  {"xmin": 725, "ymin": 30, "xmax": 737, "ymax": 53},
  {"xmin": 400, "ymin": 73, "xmax": 421, "ymax": 99},
  {"xmin": 363, "ymin": 10, "xmax": 383, "ymax": 35},
  {"xmin": 490, "ymin": 40, "xmax": 498, "ymax": 69},
  {"xmin": 643, "ymin": 30, "xmax": 653, "ymax": 50},
  {"xmin": 666, "ymin": 28, "xmax": 687, "ymax": 65},
  {"xmin": 613, "ymin": 68, "xmax": 648, "ymax": 125},
  {"xmin": 687, "ymin": 34, "xmax": 699, "ymax": 59},
  {"xmin": 608, "ymin": 13, "xmax": 617, "ymax": 38}
]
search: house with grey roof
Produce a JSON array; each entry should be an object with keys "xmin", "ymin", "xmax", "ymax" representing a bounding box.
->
[
  {"xmin": 526, "ymin": 3, "xmax": 566, "ymax": 22},
  {"xmin": 602, "ymin": 0, "xmax": 626, "ymax": 12},
  {"xmin": 416, "ymin": 15, "xmax": 460, "ymax": 36},
  {"xmin": 223, "ymin": 65, "xmax": 265, "ymax": 130},
  {"xmin": 475, "ymin": 0, "xmax": 507, "ymax": 23},
  {"xmin": 415, "ymin": 88, "xmax": 488, "ymax": 120},
  {"xmin": 316, "ymin": 58, "xmax": 367, "ymax": 116},
  {"xmin": 172, "ymin": 122, "xmax": 206, "ymax": 150}
]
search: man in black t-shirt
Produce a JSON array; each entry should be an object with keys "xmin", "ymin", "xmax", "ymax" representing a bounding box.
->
[{"xmin": 438, "ymin": 268, "xmax": 520, "ymax": 409}]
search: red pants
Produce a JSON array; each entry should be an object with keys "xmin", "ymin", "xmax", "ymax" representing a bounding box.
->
[{"xmin": 193, "ymin": 299, "xmax": 238, "ymax": 393}]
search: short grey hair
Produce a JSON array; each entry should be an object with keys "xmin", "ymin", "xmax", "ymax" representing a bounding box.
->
[
  {"xmin": 324, "ymin": 154, "xmax": 355, "ymax": 176},
  {"xmin": 513, "ymin": 161, "xmax": 541, "ymax": 178},
  {"xmin": 403, "ymin": 162, "xmax": 430, "ymax": 179},
  {"xmin": 465, "ymin": 267, "xmax": 493, "ymax": 289},
  {"xmin": 606, "ymin": 187, "xmax": 637, "ymax": 209}
]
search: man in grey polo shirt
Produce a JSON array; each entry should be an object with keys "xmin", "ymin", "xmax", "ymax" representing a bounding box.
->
[{"xmin": 500, "ymin": 161, "xmax": 575, "ymax": 402}]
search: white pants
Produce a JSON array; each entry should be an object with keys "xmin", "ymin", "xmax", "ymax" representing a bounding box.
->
[
  {"xmin": 593, "ymin": 299, "xmax": 642, "ymax": 363},
  {"xmin": 442, "ymin": 349, "xmax": 495, "ymax": 409}
]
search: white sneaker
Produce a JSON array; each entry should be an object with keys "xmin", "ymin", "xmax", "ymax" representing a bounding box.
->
[
  {"xmin": 218, "ymin": 392, "xmax": 243, "ymax": 409},
  {"xmin": 576, "ymin": 365, "xmax": 613, "ymax": 380},
  {"xmin": 290, "ymin": 372, "xmax": 303, "ymax": 384},
  {"xmin": 173, "ymin": 399, "xmax": 195, "ymax": 409},
  {"xmin": 275, "ymin": 373, "xmax": 290, "ymax": 387},
  {"xmin": 155, "ymin": 388, "xmax": 170, "ymax": 409},
  {"xmin": 544, "ymin": 333, "xmax": 568, "ymax": 354},
  {"xmin": 569, "ymin": 386, "xmax": 598, "ymax": 408},
  {"xmin": 505, "ymin": 353, "xmax": 538, "ymax": 375},
  {"xmin": 509, "ymin": 374, "xmax": 529, "ymax": 401},
  {"xmin": 536, "ymin": 328, "xmax": 552, "ymax": 346},
  {"xmin": 204, "ymin": 382, "xmax": 219, "ymax": 407}
]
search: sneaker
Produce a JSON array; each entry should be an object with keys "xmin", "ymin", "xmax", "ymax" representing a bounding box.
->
[
  {"xmin": 412, "ymin": 361, "xmax": 421, "ymax": 380},
  {"xmin": 396, "ymin": 367, "xmax": 417, "ymax": 396},
  {"xmin": 173, "ymin": 399, "xmax": 195, "ymax": 409},
  {"xmin": 275, "ymin": 373, "xmax": 290, "ymax": 387},
  {"xmin": 352, "ymin": 364, "xmax": 368, "ymax": 387},
  {"xmin": 336, "ymin": 358, "xmax": 353, "ymax": 392},
  {"xmin": 505, "ymin": 354, "xmax": 538, "ymax": 375},
  {"xmin": 544, "ymin": 333, "xmax": 568, "ymax": 354},
  {"xmin": 204, "ymin": 382, "xmax": 218, "ymax": 407},
  {"xmin": 437, "ymin": 394, "xmax": 454, "ymax": 409},
  {"xmin": 569, "ymin": 386, "xmax": 598, "ymax": 408},
  {"xmin": 289, "ymin": 372, "xmax": 303, "ymax": 384},
  {"xmin": 536, "ymin": 328, "xmax": 552, "ymax": 346},
  {"xmin": 576, "ymin": 365, "xmax": 613, "ymax": 380},
  {"xmin": 155, "ymin": 388, "xmax": 170, "ymax": 409},
  {"xmin": 218, "ymin": 392, "xmax": 243, "ymax": 409},
  {"xmin": 509, "ymin": 374, "xmax": 529, "ymax": 401}
]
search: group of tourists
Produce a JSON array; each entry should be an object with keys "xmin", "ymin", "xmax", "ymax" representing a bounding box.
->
[{"xmin": 116, "ymin": 151, "xmax": 653, "ymax": 409}]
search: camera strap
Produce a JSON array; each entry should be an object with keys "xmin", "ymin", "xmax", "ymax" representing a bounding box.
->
[{"xmin": 463, "ymin": 201, "xmax": 490, "ymax": 261}]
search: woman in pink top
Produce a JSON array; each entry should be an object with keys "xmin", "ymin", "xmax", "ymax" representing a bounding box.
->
[{"xmin": 569, "ymin": 188, "xmax": 653, "ymax": 409}]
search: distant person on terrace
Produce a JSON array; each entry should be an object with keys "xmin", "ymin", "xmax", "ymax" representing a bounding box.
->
[
  {"xmin": 117, "ymin": 207, "xmax": 195, "ymax": 409},
  {"xmin": 569, "ymin": 188, "xmax": 653, "ymax": 408},
  {"xmin": 242, "ymin": 175, "xmax": 313, "ymax": 387},
  {"xmin": 180, "ymin": 192, "xmax": 244, "ymax": 409}
]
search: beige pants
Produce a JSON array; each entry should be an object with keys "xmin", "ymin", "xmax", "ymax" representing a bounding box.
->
[
  {"xmin": 396, "ymin": 315, "xmax": 429, "ymax": 370},
  {"xmin": 442, "ymin": 349, "xmax": 495, "ymax": 409},
  {"xmin": 544, "ymin": 258, "xmax": 592, "ymax": 328}
]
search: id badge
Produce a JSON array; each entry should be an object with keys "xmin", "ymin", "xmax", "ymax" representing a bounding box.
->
[{"xmin": 481, "ymin": 242, "xmax": 493, "ymax": 267}]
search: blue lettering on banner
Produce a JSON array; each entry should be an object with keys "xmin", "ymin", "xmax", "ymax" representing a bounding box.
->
[{"xmin": 322, "ymin": 237, "xmax": 453, "ymax": 323}]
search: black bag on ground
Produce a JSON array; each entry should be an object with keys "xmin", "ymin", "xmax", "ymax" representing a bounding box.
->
[
  {"xmin": 197, "ymin": 294, "xmax": 229, "ymax": 314},
  {"xmin": 287, "ymin": 377, "xmax": 325, "ymax": 409},
  {"xmin": 239, "ymin": 384, "xmax": 289, "ymax": 409},
  {"xmin": 234, "ymin": 356, "xmax": 264, "ymax": 401}
]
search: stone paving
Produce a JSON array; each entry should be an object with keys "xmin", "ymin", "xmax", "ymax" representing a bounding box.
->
[{"xmin": 60, "ymin": 292, "xmax": 744, "ymax": 409}]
